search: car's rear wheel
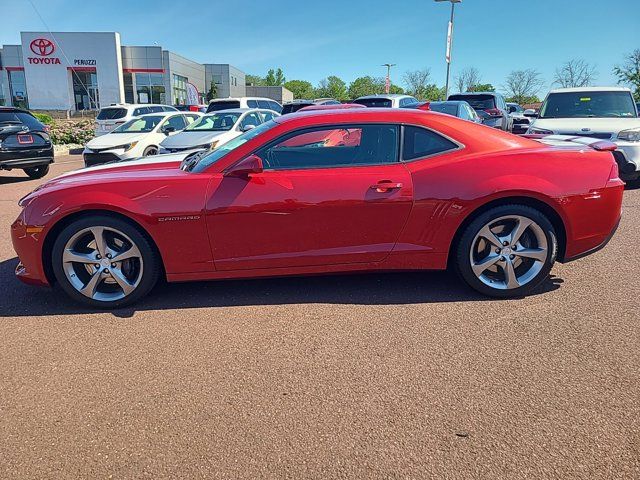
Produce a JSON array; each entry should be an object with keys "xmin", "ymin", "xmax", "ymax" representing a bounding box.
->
[
  {"xmin": 51, "ymin": 215, "xmax": 160, "ymax": 308},
  {"xmin": 456, "ymin": 205, "xmax": 557, "ymax": 298},
  {"xmin": 143, "ymin": 146, "xmax": 158, "ymax": 156},
  {"xmin": 24, "ymin": 165, "xmax": 50, "ymax": 179}
]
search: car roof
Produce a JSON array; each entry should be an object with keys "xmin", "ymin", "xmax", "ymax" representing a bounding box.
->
[
  {"xmin": 103, "ymin": 103, "xmax": 172, "ymax": 108},
  {"xmin": 209, "ymin": 97, "xmax": 279, "ymax": 102},
  {"xmin": 548, "ymin": 86, "xmax": 632, "ymax": 94},
  {"xmin": 355, "ymin": 94, "xmax": 413, "ymax": 99},
  {"xmin": 450, "ymin": 92, "xmax": 498, "ymax": 96},
  {"xmin": 430, "ymin": 101, "xmax": 465, "ymax": 105}
]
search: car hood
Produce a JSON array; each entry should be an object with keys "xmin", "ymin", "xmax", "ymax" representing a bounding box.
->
[
  {"xmin": 86, "ymin": 132, "xmax": 147, "ymax": 149},
  {"xmin": 160, "ymin": 130, "xmax": 227, "ymax": 148},
  {"xmin": 531, "ymin": 117, "xmax": 640, "ymax": 134}
]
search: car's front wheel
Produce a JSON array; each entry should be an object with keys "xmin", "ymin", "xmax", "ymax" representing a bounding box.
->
[
  {"xmin": 456, "ymin": 205, "xmax": 557, "ymax": 298},
  {"xmin": 51, "ymin": 215, "xmax": 160, "ymax": 308},
  {"xmin": 24, "ymin": 165, "xmax": 50, "ymax": 179},
  {"xmin": 143, "ymin": 146, "xmax": 158, "ymax": 156}
]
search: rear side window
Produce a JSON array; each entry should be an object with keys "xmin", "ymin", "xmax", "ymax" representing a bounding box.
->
[
  {"xmin": 97, "ymin": 108, "xmax": 127, "ymax": 120},
  {"xmin": 259, "ymin": 124, "xmax": 399, "ymax": 170},
  {"xmin": 148, "ymin": 106, "xmax": 164, "ymax": 113},
  {"xmin": 257, "ymin": 100, "xmax": 271, "ymax": 109},
  {"xmin": 402, "ymin": 126, "xmax": 458, "ymax": 161},
  {"xmin": 247, "ymin": 100, "xmax": 258, "ymax": 108},
  {"xmin": 207, "ymin": 100, "xmax": 241, "ymax": 112},
  {"xmin": 448, "ymin": 94, "xmax": 496, "ymax": 110},
  {"xmin": 353, "ymin": 98, "xmax": 393, "ymax": 108},
  {"xmin": 268, "ymin": 101, "xmax": 282, "ymax": 113},
  {"xmin": 0, "ymin": 111, "xmax": 42, "ymax": 129},
  {"xmin": 133, "ymin": 107, "xmax": 150, "ymax": 116}
]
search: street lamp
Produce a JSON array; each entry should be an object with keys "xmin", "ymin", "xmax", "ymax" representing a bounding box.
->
[
  {"xmin": 435, "ymin": 0, "xmax": 462, "ymax": 100},
  {"xmin": 382, "ymin": 63, "xmax": 396, "ymax": 94}
]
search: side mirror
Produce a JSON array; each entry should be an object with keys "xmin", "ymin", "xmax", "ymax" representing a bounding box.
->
[
  {"xmin": 524, "ymin": 109, "xmax": 538, "ymax": 118},
  {"xmin": 225, "ymin": 154, "xmax": 263, "ymax": 178},
  {"xmin": 241, "ymin": 124, "xmax": 256, "ymax": 132},
  {"xmin": 507, "ymin": 106, "xmax": 516, "ymax": 114},
  {"xmin": 162, "ymin": 125, "xmax": 176, "ymax": 135}
]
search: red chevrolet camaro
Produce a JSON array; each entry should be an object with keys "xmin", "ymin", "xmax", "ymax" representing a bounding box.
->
[{"xmin": 12, "ymin": 109, "xmax": 624, "ymax": 308}]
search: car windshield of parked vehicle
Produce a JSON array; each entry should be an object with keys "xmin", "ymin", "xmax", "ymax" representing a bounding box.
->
[
  {"xmin": 428, "ymin": 103, "xmax": 459, "ymax": 116},
  {"xmin": 188, "ymin": 120, "xmax": 277, "ymax": 172},
  {"xmin": 282, "ymin": 103, "xmax": 313, "ymax": 114},
  {"xmin": 112, "ymin": 115, "xmax": 164, "ymax": 133},
  {"xmin": 540, "ymin": 91, "xmax": 638, "ymax": 118},
  {"xmin": 508, "ymin": 104, "xmax": 524, "ymax": 114},
  {"xmin": 207, "ymin": 100, "xmax": 242, "ymax": 113},
  {"xmin": 97, "ymin": 108, "xmax": 127, "ymax": 120},
  {"xmin": 448, "ymin": 94, "xmax": 496, "ymax": 110},
  {"xmin": 185, "ymin": 112, "xmax": 241, "ymax": 132},
  {"xmin": 353, "ymin": 98, "xmax": 393, "ymax": 108},
  {"xmin": 0, "ymin": 111, "xmax": 41, "ymax": 128}
]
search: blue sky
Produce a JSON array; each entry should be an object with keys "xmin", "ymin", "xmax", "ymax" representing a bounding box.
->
[{"xmin": 2, "ymin": 0, "xmax": 639, "ymax": 95}]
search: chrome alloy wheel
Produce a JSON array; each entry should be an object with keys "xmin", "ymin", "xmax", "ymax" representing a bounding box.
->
[
  {"xmin": 469, "ymin": 215, "xmax": 548, "ymax": 290},
  {"xmin": 61, "ymin": 226, "xmax": 144, "ymax": 302}
]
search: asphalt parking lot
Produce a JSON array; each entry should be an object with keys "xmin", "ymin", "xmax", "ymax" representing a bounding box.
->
[{"xmin": 1, "ymin": 155, "xmax": 639, "ymax": 479}]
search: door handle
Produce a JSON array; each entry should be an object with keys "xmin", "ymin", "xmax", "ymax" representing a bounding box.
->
[{"xmin": 370, "ymin": 181, "xmax": 403, "ymax": 192}]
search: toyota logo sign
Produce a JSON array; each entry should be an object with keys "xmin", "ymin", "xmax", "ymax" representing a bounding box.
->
[{"xmin": 29, "ymin": 38, "xmax": 55, "ymax": 56}]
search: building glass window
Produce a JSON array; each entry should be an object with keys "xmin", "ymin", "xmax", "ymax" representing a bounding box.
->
[
  {"xmin": 8, "ymin": 70, "xmax": 28, "ymax": 109},
  {"xmin": 71, "ymin": 71, "xmax": 99, "ymax": 110},
  {"xmin": 123, "ymin": 72, "xmax": 134, "ymax": 104},
  {"xmin": 172, "ymin": 73, "xmax": 188, "ymax": 105},
  {"xmin": 136, "ymin": 72, "xmax": 165, "ymax": 104}
]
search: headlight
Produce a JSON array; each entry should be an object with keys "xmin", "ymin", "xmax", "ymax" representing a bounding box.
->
[
  {"xmin": 122, "ymin": 141, "xmax": 138, "ymax": 151},
  {"xmin": 527, "ymin": 127, "xmax": 553, "ymax": 135},
  {"xmin": 199, "ymin": 140, "xmax": 219, "ymax": 150},
  {"xmin": 618, "ymin": 128, "xmax": 640, "ymax": 142}
]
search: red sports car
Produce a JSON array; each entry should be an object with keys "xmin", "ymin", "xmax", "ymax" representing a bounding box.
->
[{"xmin": 11, "ymin": 109, "xmax": 624, "ymax": 308}]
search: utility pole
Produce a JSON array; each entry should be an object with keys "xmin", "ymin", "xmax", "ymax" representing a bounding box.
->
[
  {"xmin": 435, "ymin": 0, "xmax": 462, "ymax": 100},
  {"xmin": 382, "ymin": 63, "xmax": 396, "ymax": 94}
]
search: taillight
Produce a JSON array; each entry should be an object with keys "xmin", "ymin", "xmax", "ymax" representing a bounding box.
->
[
  {"xmin": 418, "ymin": 102, "xmax": 431, "ymax": 111},
  {"xmin": 609, "ymin": 161, "xmax": 619, "ymax": 181},
  {"xmin": 484, "ymin": 108, "xmax": 503, "ymax": 117}
]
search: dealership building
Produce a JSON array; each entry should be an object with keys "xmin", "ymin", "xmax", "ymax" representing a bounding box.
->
[{"xmin": 0, "ymin": 31, "xmax": 247, "ymax": 112}]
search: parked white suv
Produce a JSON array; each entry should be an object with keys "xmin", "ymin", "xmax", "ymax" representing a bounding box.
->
[
  {"xmin": 353, "ymin": 94, "xmax": 419, "ymax": 108},
  {"xmin": 94, "ymin": 104, "xmax": 178, "ymax": 136},
  {"xmin": 527, "ymin": 87, "xmax": 640, "ymax": 180},
  {"xmin": 206, "ymin": 97, "xmax": 282, "ymax": 114}
]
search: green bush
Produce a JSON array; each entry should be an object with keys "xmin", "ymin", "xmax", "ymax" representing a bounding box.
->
[
  {"xmin": 33, "ymin": 112, "xmax": 53, "ymax": 125},
  {"xmin": 49, "ymin": 120, "xmax": 95, "ymax": 145}
]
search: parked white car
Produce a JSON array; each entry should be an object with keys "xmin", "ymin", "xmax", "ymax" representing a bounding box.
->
[
  {"xmin": 353, "ymin": 94, "xmax": 419, "ymax": 108},
  {"xmin": 159, "ymin": 108, "xmax": 279, "ymax": 154},
  {"xmin": 94, "ymin": 103, "xmax": 179, "ymax": 136},
  {"xmin": 206, "ymin": 97, "xmax": 282, "ymax": 114},
  {"xmin": 527, "ymin": 87, "xmax": 640, "ymax": 180},
  {"xmin": 84, "ymin": 111, "xmax": 201, "ymax": 167}
]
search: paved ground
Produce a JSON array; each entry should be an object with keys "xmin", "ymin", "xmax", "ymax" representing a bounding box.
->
[{"xmin": 1, "ymin": 155, "xmax": 638, "ymax": 479}]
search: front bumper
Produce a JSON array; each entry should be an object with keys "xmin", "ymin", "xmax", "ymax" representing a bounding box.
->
[
  {"xmin": 614, "ymin": 141, "xmax": 640, "ymax": 179},
  {"xmin": 11, "ymin": 213, "xmax": 50, "ymax": 287},
  {"xmin": 83, "ymin": 147, "xmax": 136, "ymax": 167}
]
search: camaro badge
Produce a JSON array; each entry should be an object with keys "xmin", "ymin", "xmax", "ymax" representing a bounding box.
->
[{"xmin": 158, "ymin": 215, "xmax": 201, "ymax": 222}]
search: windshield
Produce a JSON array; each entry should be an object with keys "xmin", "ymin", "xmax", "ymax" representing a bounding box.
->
[
  {"xmin": 448, "ymin": 94, "xmax": 496, "ymax": 110},
  {"xmin": 353, "ymin": 98, "xmax": 393, "ymax": 108},
  {"xmin": 428, "ymin": 103, "xmax": 459, "ymax": 116},
  {"xmin": 186, "ymin": 112, "xmax": 241, "ymax": 131},
  {"xmin": 189, "ymin": 120, "xmax": 276, "ymax": 173},
  {"xmin": 540, "ymin": 91, "xmax": 637, "ymax": 118},
  {"xmin": 0, "ymin": 111, "xmax": 41, "ymax": 128},
  {"xmin": 112, "ymin": 115, "xmax": 164, "ymax": 133}
]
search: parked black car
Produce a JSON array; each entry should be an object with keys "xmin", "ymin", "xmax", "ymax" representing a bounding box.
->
[
  {"xmin": 0, "ymin": 107, "xmax": 53, "ymax": 179},
  {"xmin": 447, "ymin": 92, "xmax": 512, "ymax": 131}
]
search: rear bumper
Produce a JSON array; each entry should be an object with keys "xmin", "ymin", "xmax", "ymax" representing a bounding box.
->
[
  {"xmin": 563, "ymin": 215, "xmax": 620, "ymax": 263},
  {"xmin": 0, "ymin": 147, "xmax": 54, "ymax": 170}
]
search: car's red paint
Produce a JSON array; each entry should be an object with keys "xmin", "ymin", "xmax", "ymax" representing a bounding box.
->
[{"xmin": 12, "ymin": 109, "xmax": 623, "ymax": 288}]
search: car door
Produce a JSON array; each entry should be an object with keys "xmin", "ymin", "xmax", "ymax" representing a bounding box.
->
[{"xmin": 205, "ymin": 123, "xmax": 413, "ymax": 271}]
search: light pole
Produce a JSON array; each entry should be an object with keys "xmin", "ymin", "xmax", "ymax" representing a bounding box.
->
[
  {"xmin": 435, "ymin": 0, "xmax": 461, "ymax": 100},
  {"xmin": 382, "ymin": 63, "xmax": 396, "ymax": 94}
]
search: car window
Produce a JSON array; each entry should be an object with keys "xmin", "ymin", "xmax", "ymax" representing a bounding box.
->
[
  {"xmin": 113, "ymin": 115, "xmax": 164, "ymax": 133},
  {"xmin": 258, "ymin": 124, "xmax": 399, "ymax": 170},
  {"xmin": 540, "ymin": 91, "xmax": 637, "ymax": 119},
  {"xmin": 247, "ymin": 100, "xmax": 258, "ymax": 108},
  {"xmin": 240, "ymin": 112, "xmax": 262, "ymax": 129},
  {"xmin": 402, "ymin": 126, "xmax": 458, "ymax": 161},
  {"xmin": 257, "ymin": 100, "xmax": 271, "ymax": 109},
  {"xmin": 0, "ymin": 110, "xmax": 42, "ymax": 129},
  {"xmin": 184, "ymin": 113, "xmax": 200, "ymax": 124},
  {"xmin": 207, "ymin": 100, "xmax": 241, "ymax": 113},
  {"xmin": 97, "ymin": 108, "xmax": 127, "ymax": 120},
  {"xmin": 148, "ymin": 106, "xmax": 164, "ymax": 113},
  {"xmin": 163, "ymin": 115, "xmax": 187, "ymax": 131},
  {"xmin": 132, "ymin": 107, "xmax": 150, "ymax": 117},
  {"xmin": 260, "ymin": 111, "xmax": 276, "ymax": 122},
  {"xmin": 448, "ymin": 94, "xmax": 496, "ymax": 110},
  {"xmin": 268, "ymin": 101, "xmax": 282, "ymax": 113},
  {"xmin": 429, "ymin": 103, "xmax": 459, "ymax": 116},
  {"xmin": 353, "ymin": 98, "xmax": 393, "ymax": 108},
  {"xmin": 186, "ymin": 112, "xmax": 241, "ymax": 131}
]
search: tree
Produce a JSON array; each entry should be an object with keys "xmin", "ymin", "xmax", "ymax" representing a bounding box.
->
[
  {"xmin": 553, "ymin": 59, "xmax": 597, "ymax": 88},
  {"xmin": 316, "ymin": 76, "xmax": 348, "ymax": 100},
  {"xmin": 403, "ymin": 68, "xmax": 431, "ymax": 99},
  {"xmin": 348, "ymin": 76, "xmax": 382, "ymax": 98},
  {"xmin": 502, "ymin": 69, "xmax": 546, "ymax": 105},
  {"xmin": 453, "ymin": 67, "xmax": 482, "ymax": 93},
  {"xmin": 388, "ymin": 84, "xmax": 404, "ymax": 94},
  {"xmin": 205, "ymin": 80, "xmax": 218, "ymax": 102},
  {"xmin": 246, "ymin": 74, "xmax": 264, "ymax": 86},
  {"xmin": 469, "ymin": 83, "xmax": 495, "ymax": 92},
  {"xmin": 265, "ymin": 68, "xmax": 286, "ymax": 86},
  {"xmin": 422, "ymin": 84, "xmax": 447, "ymax": 101},
  {"xmin": 284, "ymin": 80, "xmax": 315, "ymax": 99},
  {"xmin": 613, "ymin": 49, "xmax": 640, "ymax": 101}
]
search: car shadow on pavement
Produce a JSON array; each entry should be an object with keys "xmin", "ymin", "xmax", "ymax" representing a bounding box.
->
[
  {"xmin": 0, "ymin": 175, "xmax": 32, "ymax": 185},
  {"xmin": 0, "ymin": 256, "xmax": 564, "ymax": 318}
]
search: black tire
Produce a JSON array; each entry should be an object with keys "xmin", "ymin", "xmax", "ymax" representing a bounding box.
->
[
  {"xmin": 24, "ymin": 164, "xmax": 50, "ymax": 179},
  {"xmin": 51, "ymin": 215, "xmax": 160, "ymax": 308},
  {"xmin": 143, "ymin": 146, "xmax": 158, "ymax": 156},
  {"xmin": 455, "ymin": 204, "xmax": 557, "ymax": 298}
]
